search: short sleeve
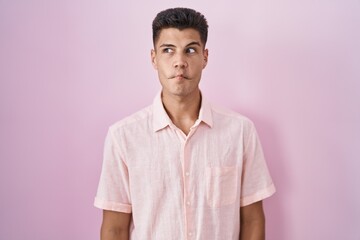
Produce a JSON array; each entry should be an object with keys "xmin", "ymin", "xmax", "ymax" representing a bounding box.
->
[
  {"xmin": 240, "ymin": 122, "xmax": 276, "ymax": 207},
  {"xmin": 94, "ymin": 128, "xmax": 132, "ymax": 213}
]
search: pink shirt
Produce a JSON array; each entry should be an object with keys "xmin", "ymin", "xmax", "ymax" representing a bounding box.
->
[{"xmin": 94, "ymin": 92, "xmax": 275, "ymax": 240}]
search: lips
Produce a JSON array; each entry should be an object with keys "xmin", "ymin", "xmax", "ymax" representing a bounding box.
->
[{"xmin": 170, "ymin": 73, "xmax": 188, "ymax": 79}]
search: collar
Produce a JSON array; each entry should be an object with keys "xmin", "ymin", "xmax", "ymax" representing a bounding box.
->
[{"xmin": 152, "ymin": 91, "xmax": 213, "ymax": 132}]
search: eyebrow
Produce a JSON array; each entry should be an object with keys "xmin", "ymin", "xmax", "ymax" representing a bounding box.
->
[
  {"xmin": 186, "ymin": 41, "xmax": 201, "ymax": 47},
  {"xmin": 159, "ymin": 44, "xmax": 176, "ymax": 48},
  {"xmin": 159, "ymin": 41, "xmax": 201, "ymax": 48}
]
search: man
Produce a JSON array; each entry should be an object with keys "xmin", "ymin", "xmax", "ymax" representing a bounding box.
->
[{"xmin": 94, "ymin": 7, "xmax": 275, "ymax": 240}]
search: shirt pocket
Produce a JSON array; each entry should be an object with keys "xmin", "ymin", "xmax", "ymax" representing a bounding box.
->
[{"xmin": 206, "ymin": 166, "xmax": 238, "ymax": 208}]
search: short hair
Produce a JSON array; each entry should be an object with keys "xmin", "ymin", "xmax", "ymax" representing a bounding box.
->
[{"xmin": 152, "ymin": 7, "xmax": 208, "ymax": 47}]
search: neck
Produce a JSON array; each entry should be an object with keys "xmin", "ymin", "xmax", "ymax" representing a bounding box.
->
[{"xmin": 161, "ymin": 89, "xmax": 201, "ymax": 135}]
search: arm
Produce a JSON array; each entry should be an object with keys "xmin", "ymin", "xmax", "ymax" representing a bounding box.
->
[
  {"xmin": 239, "ymin": 201, "xmax": 265, "ymax": 240},
  {"xmin": 101, "ymin": 210, "xmax": 132, "ymax": 240}
]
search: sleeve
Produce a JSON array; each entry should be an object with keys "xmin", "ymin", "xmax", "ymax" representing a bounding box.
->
[
  {"xmin": 240, "ymin": 121, "xmax": 276, "ymax": 207},
  {"xmin": 94, "ymin": 127, "xmax": 132, "ymax": 213}
]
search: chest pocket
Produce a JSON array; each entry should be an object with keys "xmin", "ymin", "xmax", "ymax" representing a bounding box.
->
[{"xmin": 206, "ymin": 166, "xmax": 238, "ymax": 208}]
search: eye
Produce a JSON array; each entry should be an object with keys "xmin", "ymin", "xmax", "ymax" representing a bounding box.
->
[
  {"xmin": 163, "ymin": 48, "xmax": 174, "ymax": 53},
  {"xmin": 186, "ymin": 48, "xmax": 196, "ymax": 54}
]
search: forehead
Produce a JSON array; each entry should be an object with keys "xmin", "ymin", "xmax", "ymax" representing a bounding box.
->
[{"xmin": 155, "ymin": 28, "xmax": 203, "ymax": 48}]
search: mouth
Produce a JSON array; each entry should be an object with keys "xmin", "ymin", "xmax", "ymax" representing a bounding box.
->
[{"xmin": 169, "ymin": 74, "xmax": 189, "ymax": 80}]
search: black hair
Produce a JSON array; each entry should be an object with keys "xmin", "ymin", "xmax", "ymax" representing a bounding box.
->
[{"xmin": 152, "ymin": 7, "xmax": 208, "ymax": 47}]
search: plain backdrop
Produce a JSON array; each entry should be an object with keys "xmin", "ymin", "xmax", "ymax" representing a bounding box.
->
[{"xmin": 1, "ymin": 0, "xmax": 359, "ymax": 239}]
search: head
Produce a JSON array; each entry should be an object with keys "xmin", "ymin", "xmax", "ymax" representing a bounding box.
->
[
  {"xmin": 152, "ymin": 8, "xmax": 208, "ymax": 48},
  {"xmin": 151, "ymin": 8, "xmax": 209, "ymax": 98}
]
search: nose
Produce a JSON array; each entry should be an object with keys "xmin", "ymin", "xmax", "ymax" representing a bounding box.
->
[{"xmin": 173, "ymin": 53, "xmax": 188, "ymax": 68}]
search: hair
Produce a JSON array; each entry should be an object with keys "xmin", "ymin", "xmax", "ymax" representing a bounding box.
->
[{"xmin": 152, "ymin": 7, "xmax": 208, "ymax": 47}]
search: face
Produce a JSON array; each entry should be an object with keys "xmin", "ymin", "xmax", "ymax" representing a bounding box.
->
[{"xmin": 151, "ymin": 28, "xmax": 208, "ymax": 98}]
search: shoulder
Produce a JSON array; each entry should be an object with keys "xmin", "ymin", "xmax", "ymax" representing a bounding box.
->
[
  {"xmin": 109, "ymin": 105, "xmax": 153, "ymax": 133},
  {"xmin": 209, "ymin": 103, "xmax": 261, "ymax": 149},
  {"xmin": 210, "ymin": 103, "xmax": 255, "ymax": 130}
]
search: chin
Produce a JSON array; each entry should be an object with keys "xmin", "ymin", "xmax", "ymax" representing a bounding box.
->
[
  {"xmin": 162, "ymin": 84, "xmax": 198, "ymax": 98},
  {"xmin": 171, "ymin": 88, "xmax": 197, "ymax": 97}
]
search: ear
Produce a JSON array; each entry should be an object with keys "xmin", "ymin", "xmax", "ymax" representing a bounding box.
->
[
  {"xmin": 151, "ymin": 49, "xmax": 158, "ymax": 70},
  {"xmin": 202, "ymin": 49, "xmax": 209, "ymax": 69}
]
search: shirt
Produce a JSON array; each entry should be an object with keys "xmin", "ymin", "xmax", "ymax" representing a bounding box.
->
[{"xmin": 94, "ymin": 92, "xmax": 276, "ymax": 240}]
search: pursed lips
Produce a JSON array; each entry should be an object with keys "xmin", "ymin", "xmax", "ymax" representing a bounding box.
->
[{"xmin": 169, "ymin": 73, "xmax": 189, "ymax": 80}]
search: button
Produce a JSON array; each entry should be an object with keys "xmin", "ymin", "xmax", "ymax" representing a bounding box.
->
[
  {"xmin": 188, "ymin": 232, "xmax": 193, "ymax": 236},
  {"xmin": 186, "ymin": 201, "xmax": 190, "ymax": 206},
  {"xmin": 185, "ymin": 172, "xmax": 190, "ymax": 176}
]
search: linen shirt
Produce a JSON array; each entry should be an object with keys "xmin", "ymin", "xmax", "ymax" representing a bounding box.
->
[{"xmin": 94, "ymin": 92, "xmax": 276, "ymax": 240}]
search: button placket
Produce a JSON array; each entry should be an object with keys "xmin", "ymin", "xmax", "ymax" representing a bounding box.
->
[
  {"xmin": 176, "ymin": 126, "xmax": 198, "ymax": 239},
  {"xmin": 183, "ymin": 130, "xmax": 196, "ymax": 240},
  {"xmin": 182, "ymin": 140, "xmax": 189, "ymax": 238}
]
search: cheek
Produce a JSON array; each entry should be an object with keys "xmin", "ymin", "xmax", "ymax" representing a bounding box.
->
[
  {"xmin": 156, "ymin": 65, "xmax": 169, "ymax": 79},
  {"xmin": 192, "ymin": 61, "xmax": 205, "ymax": 72},
  {"xmin": 158, "ymin": 61, "xmax": 171, "ymax": 72}
]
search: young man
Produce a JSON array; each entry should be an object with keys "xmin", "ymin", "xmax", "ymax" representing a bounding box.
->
[{"xmin": 95, "ymin": 7, "xmax": 275, "ymax": 240}]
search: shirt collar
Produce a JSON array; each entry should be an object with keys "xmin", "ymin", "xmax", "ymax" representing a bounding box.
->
[{"xmin": 152, "ymin": 91, "xmax": 213, "ymax": 132}]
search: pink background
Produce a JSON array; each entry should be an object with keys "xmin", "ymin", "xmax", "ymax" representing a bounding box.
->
[{"xmin": 1, "ymin": 0, "xmax": 359, "ymax": 239}]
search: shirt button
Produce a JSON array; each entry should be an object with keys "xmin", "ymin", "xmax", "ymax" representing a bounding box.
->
[
  {"xmin": 185, "ymin": 172, "xmax": 190, "ymax": 176},
  {"xmin": 186, "ymin": 201, "xmax": 190, "ymax": 206},
  {"xmin": 188, "ymin": 232, "xmax": 193, "ymax": 236}
]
